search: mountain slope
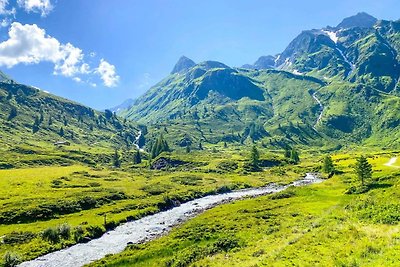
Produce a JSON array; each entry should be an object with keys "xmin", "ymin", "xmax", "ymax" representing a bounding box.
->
[
  {"xmin": 337, "ymin": 12, "xmax": 377, "ymax": 29},
  {"xmin": 120, "ymin": 13, "xmax": 400, "ymax": 149},
  {"xmin": 171, "ymin": 56, "xmax": 196, "ymax": 74},
  {"xmin": 0, "ymin": 79, "xmax": 139, "ymax": 153}
]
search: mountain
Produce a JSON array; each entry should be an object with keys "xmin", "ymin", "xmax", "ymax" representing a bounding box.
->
[
  {"xmin": 270, "ymin": 13, "xmax": 400, "ymax": 93},
  {"xmin": 242, "ymin": 55, "xmax": 276, "ymax": 70},
  {"xmin": 109, "ymin": 98, "xmax": 135, "ymax": 113},
  {"xmin": 0, "ymin": 77, "xmax": 139, "ymax": 153},
  {"xmin": 0, "ymin": 70, "xmax": 13, "ymax": 83},
  {"xmin": 171, "ymin": 56, "xmax": 196, "ymax": 74},
  {"xmin": 120, "ymin": 13, "xmax": 400, "ymax": 149},
  {"xmin": 337, "ymin": 12, "xmax": 378, "ymax": 29}
]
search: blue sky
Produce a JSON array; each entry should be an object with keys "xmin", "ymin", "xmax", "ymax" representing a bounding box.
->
[{"xmin": 0, "ymin": 0, "xmax": 399, "ymax": 110}]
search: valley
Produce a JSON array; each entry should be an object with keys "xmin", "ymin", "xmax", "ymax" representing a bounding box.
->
[{"xmin": 0, "ymin": 8, "xmax": 400, "ymax": 267}]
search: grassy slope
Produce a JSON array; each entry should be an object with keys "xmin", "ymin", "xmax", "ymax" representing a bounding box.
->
[
  {"xmin": 0, "ymin": 148, "xmax": 305, "ymax": 264},
  {"xmin": 89, "ymin": 152, "xmax": 400, "ymax": 267},
  {"xmin": 0, "ymin": 81, "xmax": 139, "ymax": 159}
]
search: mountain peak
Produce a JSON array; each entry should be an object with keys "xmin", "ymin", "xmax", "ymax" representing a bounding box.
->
[
  {"xmin": 337, "ymin": 12, "xmax": 377, "ymax": 29},
  {"xmin": 0, "ymin": 70, "xmax": 14, "ymax": 83},
  {"xmin": 171, "ymin": 56, "xmax": 196, "ymax": 74}
]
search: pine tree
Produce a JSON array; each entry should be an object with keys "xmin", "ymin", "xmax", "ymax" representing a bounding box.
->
[
  {"xmin": 133, "ymin": 150, "xmax": 141, "ymax": 164},
  {"xmin": 198, "ymin": 142, "xmax": 203, "ymax": 150},
  {"xmin": 32, "ymin": 116, "xmax": 40, "ymax": 133},
  {"xmin": 7, "ymin": 106, "xmax": 17, "ymax": 121},
  {"xmin": 59, "ymin": 127, "xmax": 64, "ymax": 137},
  {"xmin": 249, "ymin": 145, "xmax": 260, "ymax": 171},
  {"xmin": 284, "ymin": 147, "xmax": 291, "ymax": 159},
  {"xmin": 322, "ymin": 155, "xmax": 335, "ymax": 174},
  {"xmin": 290, "ymin": 148, "xmax": 300, "ymax": 164},
  {"xmin": 39, "ymin": 109, "xmax": 44, "ymax": 123},
  {"xmin": 113, "ymin": 150, "xmax": 121, "ymax": 168},
  {"xmin": 151, "ymin": 134, "xmax": 170, "ymax": 158},
  {"xmin": 186, "ymin": 145, "xmax": 191, "ymax": 153},
  {"xmin": 6, "ymin": 91, "xmax": 12, "ymax": 100},
  {"xmin": 354, "ymin": 155, "xmax": 372, "ymax": 185}
]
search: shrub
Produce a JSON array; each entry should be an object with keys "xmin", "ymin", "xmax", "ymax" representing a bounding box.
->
[
  {"xmin": 3, "ymin": 251, "xmax": 21, "ymax": 267},
  {"xmin": 42, "ymin": 227, "xmax": 60, "ymax": 244},
  {"xmin": 3, "ymin": 231, "xmax": 36, "ymax": 244},
  {"xmin": 73, "ymin": 226, "xmax": 85, "ymax": 242},
  {"xmin": 216, "ymin": 161, "xmax": 238, "ymax": 172},
  {"xmin": 270, "ymin": 188, "xmax": 296, "ymax": 199},
  {"xmin": 86, "ymin": 225, "xmax": 104, "ymax": 238},
  {"xmin": 59, "ymin": 223, "xmax": 71, "ymax": 239}
]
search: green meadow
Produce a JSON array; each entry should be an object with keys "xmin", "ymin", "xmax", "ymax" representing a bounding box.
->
[
  {"xmin": 0, "ymin": 144, "xmax": 311, "ymax": 264},
  {"xmin": 88, "ymin": 151, "xmax": 400, "ymax": 267}
]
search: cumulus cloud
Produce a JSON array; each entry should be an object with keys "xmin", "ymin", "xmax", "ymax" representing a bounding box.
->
[
  {"xmin": 0, "ymin": 22, "xmax": 120, "ymax": 87},
  {"xmin": 95, "ymin": 59, "xmax": 120, "ymax": 87},
  {"xmin": 17, "ymin": 0, "xmax": 53, "ymax": 17},
  {"xmin": 0, "ymin": 22, "xmax": 61, "ymax": 67},
  {"xmin": 53, "ymin": 43, "xmax": 85, "ymax": 77}
]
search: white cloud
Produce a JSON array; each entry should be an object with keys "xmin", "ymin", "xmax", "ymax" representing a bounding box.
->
[
  {"xmin": 0, "ymin": 18, "xmax": 12, "ymax": 28},
  {"xmin": 0, "ymin": 0, "xmax": 16, "ymax": 15},
  {"xmin": 80, "ymin": 63, "xmax": 91, "ymax": 74},
  {"xmin": 0, "ymin": 22, "xmax": 120, "ymax": 88},
  {"xmin": 0, "ymin": 22, "xmax": 119, "ymax": 87},
  {"xmin": 0, "ymin": 22, "xmax": 61, "ymax": 67},
  {"xmin": 17, "ymin": 0, "xmax": 53, "ymax": 17},
  {"xmin": 72, "ymin": 77, "xmax": 81, "ymax": 83},
  {"xmin": 53, "ymin": 43, "xmax": 84, "ymax": 77},
  {"xmin": 95, "ymin": 59, "xmax": 119, "ymax": 87}
]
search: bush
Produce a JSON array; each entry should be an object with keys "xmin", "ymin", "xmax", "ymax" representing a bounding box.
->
[
  {"xmin": 216, "ymin": 161, "xmax": 238, "ymax": 172},
  {"xmin": 73, "ymin": 226, "xmax": 85, "ymax": 242},
  {"xmin": 345, "ymin": 185, "xmax": 369, "ymax": 195},
  {"xmin": 3, "ymin": 251, "xmax": 21, "ymax": 267},
  {"xmin": 59, "ymin": 223, "xmax": 71, "ymax": 239},
  {"xmin": 270, "ymin": 188, "xmax": 296, "ymax": 200},
  {"xmin": 86, "ymin": 225, "xmax": 104, "ymax": 238},
  {"xmin": 3, "ymin": 231, "xmax": 36, "ymax": 244},
  {"xmin": 42, "ymin": 227, "xmax": 60, "ymax": 244}
]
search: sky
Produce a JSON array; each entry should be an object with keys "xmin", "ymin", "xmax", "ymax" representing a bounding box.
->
[{"xmin": 0, "ymin": 0, "xmax": 399, "ymax": 110}]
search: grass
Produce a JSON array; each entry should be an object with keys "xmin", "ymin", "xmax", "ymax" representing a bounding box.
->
[
  {"xmin": 87, "ymin": 151, "xmax": 400, "ymax": 267},
  {"xmin": 0, "ymin": 145, "xmax": 308, "ymax": 265}
]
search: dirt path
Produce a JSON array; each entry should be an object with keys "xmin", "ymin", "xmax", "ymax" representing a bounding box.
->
[{"xmin": 384, "ymin": 157, "xmax": 400, "ymax": 168}]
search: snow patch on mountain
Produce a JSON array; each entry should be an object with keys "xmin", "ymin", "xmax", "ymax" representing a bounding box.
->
[
  {"xmin": 293, "ymin": 69, "xmax": 303, "ymax": 75},
  {"xmin": 322, "ymin": 30, "xmax": 339, "ymax": 43}
]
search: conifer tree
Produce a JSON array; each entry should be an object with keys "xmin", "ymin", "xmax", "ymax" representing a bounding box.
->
[
  {"xmin": 354, "ymin": 155, "xmax": 372, "ymax": 185},
  {"xmin": 113, "ymin": 150, "xmax": 121, "ymax": 168},
  {"xmin": 290, "ymin": 148, "xmax": 300, "ymax": 164},
  {"xmin": 151, "ymin": 133, "xmax": 170, "ymax": 158},
  {"xmin": 322, "ymin": 155, "xmax": 335, "ymax": 174},
  {"xmin": 133, "ymin": 150, "xmax": 141, "ymax": 164},
  {"xmin": 59, "ymin": 127, "xmax": 64, "ymax": 137},
  {"xmin": 7, "ymin": 106, "xmax": 17, "ymax": 121},
  {"xmin": 248, "ymin": 145, "xmax": 261, "ymax": 171}
]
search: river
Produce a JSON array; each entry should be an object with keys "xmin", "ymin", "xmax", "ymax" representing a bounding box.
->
[{"xmin": 19, "ymin": 173, "xmax": 323, "ymax": 267}]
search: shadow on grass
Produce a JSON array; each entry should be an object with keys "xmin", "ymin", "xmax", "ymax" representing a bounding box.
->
[{"xmin": 345, "ymin": 183, "xmax": 393, "ymax": 195}]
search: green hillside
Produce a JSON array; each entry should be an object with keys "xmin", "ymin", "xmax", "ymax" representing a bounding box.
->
[
  {"xmin": 0, "ymin": 80, "xmax": 139, "ymax": 168},
  {"xmin": 119, "ymin": 13, "xmax": 400, "ymax": 152}
]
